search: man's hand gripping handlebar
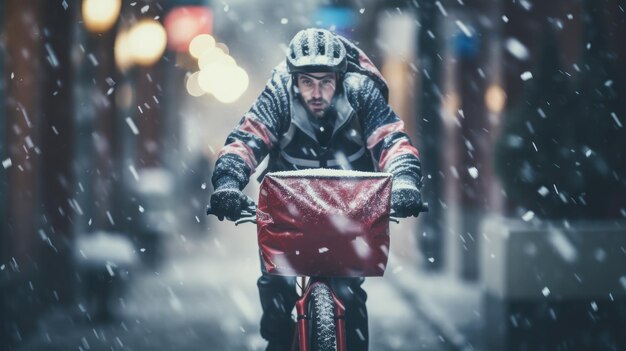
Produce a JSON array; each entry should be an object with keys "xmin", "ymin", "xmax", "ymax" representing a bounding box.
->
[
  {"xmin": 206, "ymin": 204, "xmax": 258, "ymax": 225},
  {"xmin": 207, "ymin": 202, "xmax": 428, "ymax": 225}
]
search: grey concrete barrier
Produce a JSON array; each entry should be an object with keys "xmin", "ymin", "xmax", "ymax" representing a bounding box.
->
[
  {"xmin": 73, "ymin": 231, "xmax": 138, "ymax": 322},
  {"xmin": 481, "ymin": 217, "xmax": 626, "ymax": 351}
]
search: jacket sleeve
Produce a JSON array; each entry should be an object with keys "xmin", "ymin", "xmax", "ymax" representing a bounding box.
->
[
  {"xmin": 346, "ymin": 74, "xmax": 423, "ymax": 187},
  {"xmin": 211, "ymin": 70, "xmax": 289, "ymax": 190}
]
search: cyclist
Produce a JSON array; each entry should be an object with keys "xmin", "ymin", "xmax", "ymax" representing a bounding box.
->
[{"xmin": 209, "ymin": 28, "xmax": 424, "ymax": 351}]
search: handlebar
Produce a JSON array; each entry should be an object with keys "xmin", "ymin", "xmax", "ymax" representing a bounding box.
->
[{"xmin": 206, "ymin": 202, "xmax": 428, "ymax": 225}]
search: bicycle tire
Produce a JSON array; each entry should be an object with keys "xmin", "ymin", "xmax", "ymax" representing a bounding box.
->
[{"xmin": 310, "ymin": 283, "xmax": 337, "ymax": 351}]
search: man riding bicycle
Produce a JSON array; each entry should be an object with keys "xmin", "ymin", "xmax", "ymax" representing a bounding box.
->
[{"xmin": 209, "ymin": 28, "xmax": 424, "ymax": 351}]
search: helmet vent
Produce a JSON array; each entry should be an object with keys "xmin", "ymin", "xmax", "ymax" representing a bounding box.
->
[
  {"xmin": 333, "ymin": 44, "xmax": 341, "ymax": 58},
  {"xmin": 317, "ymin": 41, "xmax": 326, "ymax": 55}
]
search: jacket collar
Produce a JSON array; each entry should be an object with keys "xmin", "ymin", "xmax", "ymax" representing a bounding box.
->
[{"xmin": 288, "ymin": 77, "xmax": 355, "ymax": 143}]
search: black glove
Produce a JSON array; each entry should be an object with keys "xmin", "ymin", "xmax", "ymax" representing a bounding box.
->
[
  {"xmin": 209, "ymin": 176, "xmax": 254, "ymax": 221},
  {"xmin": 391, "ymin": 176, "xmax": 424, "ymax": 218}
]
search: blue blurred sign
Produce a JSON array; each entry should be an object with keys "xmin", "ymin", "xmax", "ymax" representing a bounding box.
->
[
  {"xmin": 313, "ymin": 6, "xmax": 358, "ymax": 39},
  {"xmin": 454, "ymin": 32, "xmax": 480, "ymax": 59}
]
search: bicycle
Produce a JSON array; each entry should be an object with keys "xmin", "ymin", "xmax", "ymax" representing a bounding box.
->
[{"xmin": 207, "ymin": 169, "xmax": 428, "ymax": 351}]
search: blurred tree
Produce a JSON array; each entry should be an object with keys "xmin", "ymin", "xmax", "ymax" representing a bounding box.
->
[
  {"xmin": 573, "ymin": 0, "xmax": 626, "ymax": 218},
  {"xmin": 495, "ymin": 29, "xmax": 583, "ymax": 219},
  {"xmin": 496, "ymin": 0, "xmax": 626, "ymax": 219}
]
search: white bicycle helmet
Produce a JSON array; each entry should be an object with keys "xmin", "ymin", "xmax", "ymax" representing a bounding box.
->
[{"xmin": 286, "ymin": 28, "xmax": 347, "ymax": 74}]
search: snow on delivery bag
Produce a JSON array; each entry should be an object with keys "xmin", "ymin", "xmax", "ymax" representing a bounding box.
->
[{"xmin": 257, "ymin": 169, "xmax": 392, "ymax": 277}]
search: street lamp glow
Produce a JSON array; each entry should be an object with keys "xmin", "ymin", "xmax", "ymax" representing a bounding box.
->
[
  {"xmin": 185, "ymin": 72, "xmax": 205, "ymax": 97},
  {"xmin": 82, "ymin": 0, "xmax": 122, "ymax": 33},
  {"xmin": 198, "ymin": 49, "xmax": 236, "ymax": 70},
  {"xmin": 197, "ymin": 63, "xmax": 219, "ymax": 94},
  {"xmin": 114, "ymin": 30, "xmax": 132, "ymax": 71},
  {"xmin": 212, "ymin": 65, "xmax": 249, "ymax": 103},
  {"xmin": 189, "ymin": 34, "xmax": 216, "ymax": 58},
  {"xmin": 127, "ymin": 19, "xmax": 168, "ymax": 66},
  {"xmin": 199, "ymin": 64, "xmax": 248, "ymax": 103},
  {"xmin": 215, "ymin": 42, "xmax": 230, "ymax": 55},
  {"xmin": 197, "ymin": 46, "xmax": 227, "ymax": 70},
  {"xmin": 485, "ymin": 84, "xmax": 506, "ymax": 114}
]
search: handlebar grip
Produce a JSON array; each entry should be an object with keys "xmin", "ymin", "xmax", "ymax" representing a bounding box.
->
[{"xmin": 205, "ymin": 204, "xmax": 257, "ymax": 221}]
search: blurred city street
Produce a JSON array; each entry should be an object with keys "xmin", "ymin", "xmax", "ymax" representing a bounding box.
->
[
  {"xmin": 2, "ymin": 0, "xmax": 626, "ymax": 350},
  {"xmin": 15, "ymin": 218, "xmax": 459, "ymax": 351}
]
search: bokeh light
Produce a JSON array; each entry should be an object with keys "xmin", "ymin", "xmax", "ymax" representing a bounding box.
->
[
  {"xmin": 164, "ymin": 6, "xmax": 213, "ymax": 52},
  {"xmin": 485, "ymin": 84, "xmax": 507, "ymax": 114},
  {"xmin": 189, "ymin": 34, "xmax": 216, "ymax": 58},
  {"xmin": 82, "ymin": 0, "xmax": 121, "ymax": 33},
  {"xmin": 127, "ymin": 19, "xmax": 167, "ymax": 66},
  {"xmin": 114, "ymin": 29, "xmax": 132, "ymax": 71},
  {"xmin": 198, "ymin": 47, "xmax": 234, "ymax": 70},
  {"xmin": 198, "ymin": 63, "xmax": 249, "ymax": 103},
  {"xmin": 185, "ymin": 71, "xmax": 205, "ymax": 97},
  {"xmin": 215, "ymin": 42, "xmax": 230, "ymax": 55}
]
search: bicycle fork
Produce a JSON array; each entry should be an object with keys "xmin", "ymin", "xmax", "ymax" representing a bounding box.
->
[{"xmin": 293, "ymin": 278, "xmax": 348, "ymax": 351}]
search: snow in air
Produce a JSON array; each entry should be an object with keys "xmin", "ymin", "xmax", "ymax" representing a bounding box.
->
[
  {"xmin": 468, "ymin": 167, "xmax": 479, "ymax": 179},
  {"xmin": 520, "ymin": 71, "xmax": 533, "ymax": 81},
  {"xmin": 126, "ymin": 117, "xmax": 139, "ymax": 135},
  {"xmin": 455, "ymin": 20, "xmax": 472, "ymax": 37},
  {"xmin": 506, "ymin": 38, "xmax": 529, "ymax": 60},
  {"xmin": 548, "ymin": 229, "xmax": 578, "ymax": 263},
  {"xmin": 521, "ymin": 210, "xmax": 534, "ymax": 221}
]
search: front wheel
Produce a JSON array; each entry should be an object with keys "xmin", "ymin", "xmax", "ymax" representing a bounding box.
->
[{"xmin": 310, "ymin": 283, "xmax": 337, "ymax": 351}]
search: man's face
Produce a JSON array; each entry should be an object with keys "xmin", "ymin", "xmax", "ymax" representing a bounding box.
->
[{"xmin": 296, "ymin": 72, "xmax": 337, "ymax": 118}]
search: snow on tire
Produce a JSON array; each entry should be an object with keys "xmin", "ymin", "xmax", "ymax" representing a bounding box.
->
[{"xmin": 310, "ymin": 283, "xmax": 337, "ymax": 351}]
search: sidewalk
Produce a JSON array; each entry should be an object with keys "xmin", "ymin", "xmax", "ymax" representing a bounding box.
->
[
  {"xmin": 386, "ymin": 257, "xmax": 484, "ymax": 351},
  {"xmin": 15, "ymin": 218, "xmax": 455, "ymax": 351}
]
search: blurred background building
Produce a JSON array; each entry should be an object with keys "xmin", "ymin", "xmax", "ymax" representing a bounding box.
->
[{"xmin": 1, "ymin": 0, "xmax": 625, "ymax": 350}]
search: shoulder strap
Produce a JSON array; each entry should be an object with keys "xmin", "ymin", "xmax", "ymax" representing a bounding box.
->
[{"xmin": 336, "ymin": 35, "xmax": 389, "ymax": 102}]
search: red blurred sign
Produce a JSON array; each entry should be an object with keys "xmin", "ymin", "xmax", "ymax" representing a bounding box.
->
[{"xmin": 164, "ymin": 6, "xmax": 213, "ymax": 52}]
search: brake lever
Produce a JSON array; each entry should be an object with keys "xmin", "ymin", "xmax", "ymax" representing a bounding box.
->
[
  {"xmin": 235, "ymin": 217, "xmax": 257, "ymax": 226},
  {"xmin": 206, "ymin": 204, "xmax": 258, "ymax": 225},
  {"xmin": 389, "ymin": 202, "xmax": 429, "ymax": 223}
]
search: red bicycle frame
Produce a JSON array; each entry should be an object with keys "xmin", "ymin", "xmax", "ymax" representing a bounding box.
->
[{"xmin": 293, "ymin": 277, "xmax": 347, "ymax": 351}]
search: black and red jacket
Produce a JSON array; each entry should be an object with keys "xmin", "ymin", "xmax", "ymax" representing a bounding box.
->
[{"xmin": 212, "ymin": 61, "xmax": 422, "ymax": 190}]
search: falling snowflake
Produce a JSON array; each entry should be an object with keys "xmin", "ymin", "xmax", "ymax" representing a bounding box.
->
[
  {"xmin": 520, "ymin": 71, "xmax": 533, "ymax": 81},
  {"xmin": 468, "ymin": 167, "xmax": 479, "ymax": 179},
  {"xmin": 537, "ymin": 186, "xmax": 550, "ymax": 197},
  {"xmin": 522, "ymin": 210, "xmax": 535, "ymax": 221}
]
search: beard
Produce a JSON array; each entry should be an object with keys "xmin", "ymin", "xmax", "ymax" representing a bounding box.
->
[{"xmin": 306, "ymin": 98, "xmax": 331, "ymax": 118}]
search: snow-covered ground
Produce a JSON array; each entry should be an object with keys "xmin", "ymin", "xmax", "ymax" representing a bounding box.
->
[{"xmin": 16, "ymin": 216, "xmax": 460, "ymax": 351}]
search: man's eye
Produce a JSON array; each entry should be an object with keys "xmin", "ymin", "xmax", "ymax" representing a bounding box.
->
[
  {"xmin": 322, "ymin": 79, "xmax": 333, "ymax": 86},
  {"xmin": 302, "ymin": 80, "xmax": 312, "ymax": 86}
]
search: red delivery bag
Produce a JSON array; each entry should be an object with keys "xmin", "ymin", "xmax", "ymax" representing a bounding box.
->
[{"xmin": 257, "ymin": 169, "xmax": 392, "ymax": 277}]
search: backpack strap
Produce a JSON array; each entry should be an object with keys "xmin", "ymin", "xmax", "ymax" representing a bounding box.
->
[{"xmin": 336, "ymin": 35, "xmax": 390, "ymax": 102}]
